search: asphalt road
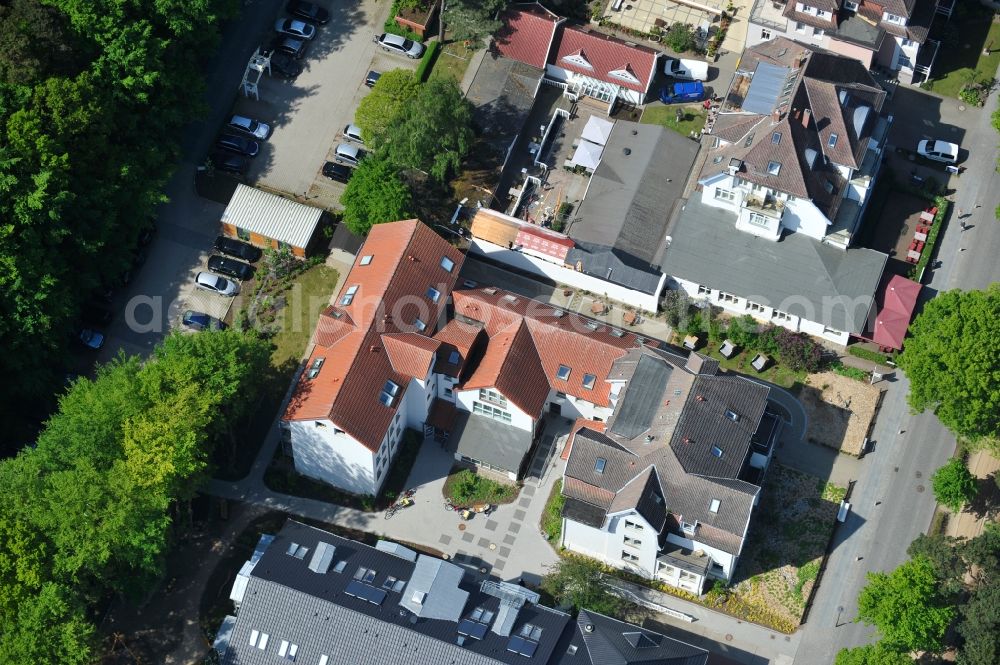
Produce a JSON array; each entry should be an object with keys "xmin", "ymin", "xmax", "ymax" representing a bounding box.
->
[{"xmin": 794, "ymin": 78, "xmax": 1000, "ymax": 661}]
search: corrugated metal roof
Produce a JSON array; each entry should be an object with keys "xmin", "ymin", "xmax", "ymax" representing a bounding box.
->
[{"xmin": 221, "ymin": 184, "xmax": 323, "ymax": 249}]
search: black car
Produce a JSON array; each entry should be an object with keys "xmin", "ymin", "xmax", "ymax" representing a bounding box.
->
[
  {"xmin": 322, "ymin": 161, "xmax": 352, "ymax": 183},
  {"xmin": 209, "ymin": 151, "xmax": 248, "ymax": 175},
  {"xmin": 272, "ymin": 36, "xmax": 306, "ymax": 59},
  {"xmin": 287, "ymin": 0, "xmax": 330, "ymax": 24},
  {"xmin": 208, "ymin": 254, "xmax": 255, "ymax": 281},
  {"xmin": 364, "ymin": 70, "xmax": 381, "ymax": 88},
  {"xmin": 182, "ymin": 310, "xmax": 227, "ymax": 331},
  {"xmin": 81, "ymin": 303, "xmax": 114, "ymax": 326},
  {"xmin": 270, "ymin": 51, "xmax": 304, "ymax": 79},
  {"xmin": 214, "ymin": 236, "xmax": 263, "ymax": 263},
  {"xmin": 216, "ymin": 133, "xmax": 259, "ymax": 157}
]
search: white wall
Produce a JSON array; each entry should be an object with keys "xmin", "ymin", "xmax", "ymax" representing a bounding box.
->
[
  {"xmin": 289, "ymin": 419, "xmax": 377, "ymax": 495},
  {"xmin": 781, "ymin": 198, "xmax": 830, "ymax": 240},
  {"xmin": 545, "ymin": 65, "xmax": 645, "ymax": 105},
  {"xmin": 663, "ymin": 532, "xmax": 738, "ymax": 580},
  {"xmin": 469, "ymin": 239, "xmax": 663, "ymax": 312},
  {"xmin": 547, "ymin": 388, "xmax": 613, "ymax": 422},
  {"xmin": 454, "ymin": 387, "xmax": 536, "ymax": 431}
]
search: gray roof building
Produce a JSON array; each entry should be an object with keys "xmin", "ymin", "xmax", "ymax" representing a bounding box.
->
[
  {"xmin": 662, "ymin": 197, "xmax": 887, "ymax": 333},
  {"xmin": 452, "ymin": 410, "xmax": 535, "ymax": 475},
  {"xmin": 216, "ymin": 520, "xmax": 709, "ymax": 665}
]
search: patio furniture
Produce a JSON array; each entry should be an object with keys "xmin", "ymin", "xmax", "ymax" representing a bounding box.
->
[
  {"xmin": 719, "ymin": 339, "xmax": 737, "ymax": 359},
  {"xmin": 907, "ymin": 249, "xmax": 922, "ymax": 261},
  {"xmin": 623, "ymin": 310, "xmax": 638, "ymax": 326},
  {"xmin": 751, "ymin": 353, "xmax": 770, "ymax": 372},
  {"xmin": 919, "ymin": 210, "xmax": 935, "ymax": 223},
  {"xmin": 590, "ymin": 301, "xmax": 607, "ymax": 314},
  {"xmin": 683, "ymin": 334, "xmax": 700, "ymax": 350},
  {"xmin": 914, "ymin": 231, "xmax": 927, "ymax": 242}
]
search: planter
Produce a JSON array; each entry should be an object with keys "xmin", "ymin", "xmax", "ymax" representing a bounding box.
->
[{"xmin": 395, "ymin": 0, "xmax": 439, "ymax": 39}]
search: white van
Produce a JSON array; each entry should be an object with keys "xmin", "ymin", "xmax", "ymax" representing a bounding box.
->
[{"xmin": 664, "ymin": 57, "xmax": 709, "ymax": 81}]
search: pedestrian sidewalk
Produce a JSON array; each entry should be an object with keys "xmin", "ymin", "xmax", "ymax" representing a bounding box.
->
[{"xmin": 944, "ymin": 449, "xmax": 1000, "ymax": 540}]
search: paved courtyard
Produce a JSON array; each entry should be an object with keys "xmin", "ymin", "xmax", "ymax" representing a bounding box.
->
[{"xmin": 603, "ymin": 0, "xmax": 753, "ymax": 54}]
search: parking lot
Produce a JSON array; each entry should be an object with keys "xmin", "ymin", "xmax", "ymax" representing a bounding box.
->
[{"xmin": 94, "ymin": 0, "xmax": 409, "ymax": 367}]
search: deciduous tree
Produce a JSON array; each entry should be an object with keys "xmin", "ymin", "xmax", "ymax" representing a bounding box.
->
[
  {"xmin": 340, "ymin": 157, "xmax": 414, "ymax": 236},
  {"xmin": 442, "ymin": 0, "xmax": 506, "ymax": 43},
  {"xmin": 833, "ymin": 643, "xmax": 912, "ymax": 665},
  {"xmin": 931, "ymin": 457, "xmax": 978, "ymax": 513},
  {"xmin": 354, "ymin": 69, "xmax": 419, "ymax": 148},
  {"xmin": 540, "ymin": 557, "xmax": 627, "ymax": 618}
]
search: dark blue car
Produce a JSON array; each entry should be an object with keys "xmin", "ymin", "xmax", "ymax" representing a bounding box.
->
[{"xmin": 660, "ymin": 80, "xmax": 705, "ymax": 104}]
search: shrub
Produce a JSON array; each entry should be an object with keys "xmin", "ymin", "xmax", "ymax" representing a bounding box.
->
[
  {"xmin": 727, "ymin": 314, "xmax": 759, "ymax": 349},
  {"xmin": 772, "ymin": 329, "xmax": 823, "ymax": 372},
  {"xmin": 848, "ymin": 346, "xmax": 894, "ymax": 364},
  {"xmin": 665, "ymin": 22, "xmax": 697, "ymax": 53},
  {"xmin": 541, "ymin": 480, "xmax": 565, "ymax": 543},
  {"xmin": 446, "ymin": 469, "xmax": 517, "ymax": 505},
  {"xmin": 661, "ymin": 290, "xmax": 692, "ymax": 328},
  {"xmin": 931, "ymin": 457, "xmax": 978, "ymax": 512},
  {"xmin": 684, "ymin": 312, "xmax": 703, "ymax": 336},
  {"xmin": 830, "ymin": 361, "xmax": 869, "ymax": 382},
  {"xmin": 413, "ymin": 40, "xmax": 440, "ymax": 82}
]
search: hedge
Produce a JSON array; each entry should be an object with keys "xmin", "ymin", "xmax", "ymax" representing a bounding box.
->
[
  {"xmin": 848, "ymin": 346, "xmax": 895, "ymax": 365},
  {"xmin": 414, "ymin": 41, "xmax": 441, "ymax": 82}
]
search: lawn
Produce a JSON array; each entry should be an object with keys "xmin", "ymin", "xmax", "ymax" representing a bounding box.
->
[
  {"xmin": 429, "ymin": 40, "xmax": 476, "ymax": 83},
  {"xmin": 443, "ymin": 467, "xmax": 519, "ymax": 506},
  {"xmin": 922, "ymin": 5, "xmax": 1000, "ymax": 99},
  {"xmin": 541, "ymin": 479, "xmax": 565, "ymax": 545},
  {"xmin": 268, "ymin": 263, "xmax": 340, "ymax": 368},
  {"xmin": 700, "ymin": 342, "xmax": 805, "ymax": 390},
  {"xmin": 640, "ymin": 103, "xmax": 707, "ymax": 137}
]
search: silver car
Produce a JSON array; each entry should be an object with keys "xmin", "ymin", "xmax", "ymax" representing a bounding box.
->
[
  {"xmin": 375, "ymin": 33, "xmax": 425, "ymax": 59},
  {"xmin": 334, "ymin": 143, "xmax": 366, "ymax": 167},
  {"xmin": 275, "ymin": 18, "xmax": 316, "ymax": 40},
  {"xmin": 195, "ymin": 271, "xmax": 240, "ymax": 297},
  {"xmin": 227, "ymin": 114, "xmax": 271, "ymax": 140},
  {"xmin": 342, "ymin": 123, "xmax": 364, "ymax": 144}
]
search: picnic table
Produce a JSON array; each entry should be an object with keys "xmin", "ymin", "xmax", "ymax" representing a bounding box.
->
[
  {"xmin": 590, "ymin": 301, "xmax": 607, "ymax": 314},
  {"xmin": 919, "ymin": 210, "xmax": 935, "ymax": 223},
  {"xmin": 914, "ymin": 231, "xmax": 927, "ymax": 242}
]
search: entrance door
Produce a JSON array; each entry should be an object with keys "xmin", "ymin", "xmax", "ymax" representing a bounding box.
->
[{"xmin": 550, "ymin": 402, "xmax": 562, "ymax": 416}]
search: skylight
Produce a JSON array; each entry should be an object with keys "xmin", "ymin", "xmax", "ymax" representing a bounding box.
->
[
  {"xmin": 595, "ymin": 458, "xmax": 607, "ymax": 474},
  {"xmin": 340, "ymin": 284, "xmax": 358, "ymax": 306},
  {"xmin": 557, "ymin": 364, "xmax": 571, "ymax": 380},
  {"xmin": 582, "ymin": 374, "xmax": 596, "ymax": 390},
  {"xmin": 771, "ymin": 132, "xmax": 781, "ymax": 144},
  {"xmin": 711, "ymin": 445, "xmax": 724, "ymax": 458},
  {"xmin": 828, "ymin": 133, "xmax": 839, "ymax": 148},
  {"xmin": 767, "ymin": 161, "xmax": 781, "ymax": 175},
  {"xmin": 414, "ymin": 318, "xmax": 427, "ymax": 332},
  {"xmin": 426, "ymin": 286, "xmax": 441, "ymax": 303},
  {"xmin": 440, "ymin": 256, "xmax": 455, "ymax": 272},
  {"xmin": 448, "ymin": 350, "xmax": 460, "ymax": 364},
  {"xmin": 379, "ymin": 381, "xmax": 400, "ymax": 407},
  {"xmin": 359, "ymin": 254, "xmax": 373, "ymax": 266},
  {"xmin": 709, "ymin": 498, "xmax": 721, "ymax": 513}
]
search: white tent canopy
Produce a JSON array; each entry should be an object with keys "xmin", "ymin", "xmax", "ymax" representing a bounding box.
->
[
  {"xmin": 570, "ymin": 139, "xmax": 604, "ymax": 170},
  {"xmin": 581, "ymin": 116, "xmax": 614, "ymax": 146}
]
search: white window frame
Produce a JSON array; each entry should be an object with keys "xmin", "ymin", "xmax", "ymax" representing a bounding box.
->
[
  {"xmin": 813, "ymin": 27, "xmax": 824, "ymax": 36},
  {"xmin": 621, "ymin": 550, "xmax": 640, "ymax": 562},
  {"xmin": 440, "ymin": 256, "xmax": 455, "ymax": 272},
  {"xmin": 714, "ymin": 187, "xmax": 736, "ymax": 202},
  {"xmin": 478, "ymin": 388, "xmax": 507, "ymax": 408},
  {"xmin": 697, "ymin": 284, "xmax": 711, "ymax": 295},
  {"xmin": 359, "ymin": 254, "xmax": 373, "ymax": 266},
  {"xmin": 624, "ymin": 519, "xmax": 644, "ymax": 531},
  {"xmin": 340, "ymin": 284, "xmax": 359, "ymax": 306},
  {"xmin": 748, "ymin": 212, "xmax": 770, "ymax": 228},
  {"xmin": 556, "ymin": 364, "xmax": 571, "ymax": 381},
  {"xmin": 426, "ymin": 286, "xmax": 441, "ymax": 303},
  {"xmin": 795, "ymin": 21, "xmax": 806, "ymax": 33},
  {"xmin": 473, "ymin": 401, "xmax": 512, "ymax": 423},
  {"xmin": 623, "ymin": 535, "xmax": 642, "ymax": 548},
  {"xmin": 773, "ymin": 310, "xmax": 792, "ymax": 322},
  {"xmin": 717, "ymin": 291, "xmax": 739, "ymax": 304},
  {"xmin": 746, "ymin": 301, "xmax": 767, "ymax": 314},
  {"xmin": 414, "ymin": 317, "xmax": 427, "ymax": 332}
]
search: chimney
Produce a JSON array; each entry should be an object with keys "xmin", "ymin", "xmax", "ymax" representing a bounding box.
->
[
  {"xmin": 801, "ymin": 108, "xmax": 812, "ymax": 129},
  {"xmin": 370, "ymin": 345, "xmax": 379, "ymax": 352},
  {"xmin": 771, "ymin": 109, "xmax": 781, "ymax": 124},
  {"xmin": 793, "ymin": 56, "xmax": 802, "ymax": 69},
  {"xmin": 407, "ymin": 254, "xmax": 417, "ymax": 261},
  {"xmin": 696, "ymin": 395, "xmax": 705, "ymax": 402}
]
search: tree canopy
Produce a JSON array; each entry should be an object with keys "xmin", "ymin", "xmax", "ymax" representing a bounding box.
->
[
  {"xmin": 931, "ymin": 457, "xmax": 978, "ymax": 512},
  {"xmin": 443, "ymin": 0, "xmax": 506, "ymax": 42},
  {"xmin": 0, "ymin": 329, "xmax": 270, "ymax": 660},
  {"xmin": 353, "ymin": 69, "xmax": 419, "ymax": 148},
  {"xmin": 833, "ymin": 643, "xmax": 912, "ymax": 665},
  {"xmin": 856, "ymin": 556, "xmax": 955, "ymax": 652},
  {"xmin": 540, "ymin": 556, "xmax": 627, "ymax": 618},
  {"xmin": 898, "ymin": 285, "xmax": 1000, "ymax": 443},
  {"xmin": 340, "ymin": 156, "xmax": 414, "ymax": 236}
]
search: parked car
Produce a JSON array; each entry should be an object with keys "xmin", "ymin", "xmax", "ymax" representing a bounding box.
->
[
  {"xmin": 81, "ymin": 303, "xmax": 114, "ymax": 326},
  {"xmin": 322, "ymin": 161, "xmax": 352, "ymax": 183},
  {"xmin": 663, "ymin": 57, "xmax": 708, "ymax": 81},
  {"xmin": 214, "ymin": 235, "xmax": 263, "ymax": 262},
  {"xmin": 209, "ymin": 151, "xmax": 248, "ymax": 175},
  {"xmin": 195, "ymin": 271, "xmax": 240, "ymax": 297},
  {"xmin": 275, "ymin": 18, "xmax": 316, "ymax": 40},
  {"xmin": 216, "ymin": 133, "xmax": 259, "ymax": 157},
  {"xmin": 333, "ymin": 143, "xmax": 366, "ymax": 167},
  {"xmin": 270, "ymin": 51, "xmax": 303, "ymax": 79},
  {"xmin": 208, "ymin": 254, "xmax": 256, "ymax": 281},
  {"xmin": 364, "ymin": 70, "xmax": 381, "ymax": 88},
  {"xmin": 374, "ymin": 33, "xmax": 425, "ymax": 59},
  {"xmin": 342, "ymin": 123, "xmax": 364, "ymax": 144},
  {"xmin": 182, "ymin": 310, "xmax": 227, "ymax": 331},
  {"xmin": 660, "ymin": 80, "xmax": 705, "ymax": 104},
  {"xmin": 77, "ymin": 328, "xmax": 105, "ymax": 351},
  {"xmin": 917, "ymin": 139, "xmax": 959, "ymax": 164},
  {"xmin": 273, "ymin": 36, "xmax": 307, "ymax": 59},
  {"xmin": 286, "ymin": 0, "xmax": 330, "ymax": 24},
  {"xmin": 227, "ymin": 114, "xmax": 271, "ymax": 140}
]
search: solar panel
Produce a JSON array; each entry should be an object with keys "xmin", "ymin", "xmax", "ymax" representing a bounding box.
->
[
  {"xmin": 457, "ymin": 620, "xmax": 489, "ymax": 640},
  {"xmin": 506, "ymin": 635, "xmax": 538, "ymax": 657},
  {"xmin": 345, "ymin": 580, "xmax": 387, "ymax": 605}
]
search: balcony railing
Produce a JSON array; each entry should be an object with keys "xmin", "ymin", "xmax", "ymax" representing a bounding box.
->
[{"xmin": 751, "ymin": 0, "xmax": 790, "ymax": 32}]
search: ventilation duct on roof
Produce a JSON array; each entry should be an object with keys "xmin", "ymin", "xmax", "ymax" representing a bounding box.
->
[{"xmin": 308, "ymin": 542, "xmax": 336, "ymax": 573}]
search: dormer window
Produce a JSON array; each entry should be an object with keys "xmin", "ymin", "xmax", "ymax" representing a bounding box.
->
[
  {"xmin": 557, "ymin": 364, "xmax": 571, "ymax": 380},
  {"xmin": 340, "ymin": 284, "xmax": 358, "ymax": 305},
  {"xmin": 359, "ymin": 254, "xmax": 373, "ymax": 266},
  {"xmin": 441, "ymin": 256, "xmax": 455, "ymax": 272},
  {"xmin": 608, "ymin": 68, "xmax": 640, "ymax": 84},
  {"xmin": 681, "ymin": 520, "xmax": 697, "ymax": 535},
  {"xmin": 767, "ymin": 161, "xmax": 781, "ymax": 175}
]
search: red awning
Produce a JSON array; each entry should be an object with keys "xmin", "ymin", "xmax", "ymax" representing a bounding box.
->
[{"xmin": 872, "ymin": 275, "xmax": 921, "ymax": 350}]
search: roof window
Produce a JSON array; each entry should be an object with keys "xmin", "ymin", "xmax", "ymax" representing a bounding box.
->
[
  {"xmin": 333, "ymin": 560, "xmax": 347, "ymax": 573},
  {"xmin": 771, "ymin": 132, "xmax": 781, "ymax": 144},
  {"xmin": 359, "ymin": 254, "xmax": 373, "ymax": 266},
  {"xmin": 767, "ymin": 161, "xmax": 781, "ymax": 175},
  {"xmin": 595, "ymin": 457, "xmax": 607, "ymax": 474},
  {"xmin": 285, "ymin": 542, "xmax": 309, "ymax": 559},
  {"xmin": 414, "ymin": 318, "xmax": 427, "ymax": 332},
  {"xmin": 725, "ymin": 409, "xmax": 740, "ymax": 422},
  {"xmin": 557, "ymin": 364, "xmax": 572, "ymax": 380},
  {"xmin": 340, "ymin": 284, "xmax": 358, "ymax": 306},
  {"xmin": 441, "ymin": 256, "xmax": 455, "ymax": 272},
  {"xmin": 426, "ymin": 286, "xmax": 441, "ymax": 303},
  {"xmin": 307, "ymin": 357, "xmax": 325, "ymax": 379},
  {"xmin": 354, "ymin": 566, "xmax": 378, "ymax": 583},
  {"xmin": 582, "ymin": 374, "xmax": 597, "ymax": 390},
  {"xmin": 379, "ymin": 381, "xmax": 400, "ymax": 407},
  {"xmin": 709, "ymin": 498, "xmax": 721, "ymax": 513},
  {"xmin": 520, "ymin": 623, "xmax": 543, "ymax": 640},
  {"xmin": 448, "ymin": 350, "xmax": 460, "ymax": 364},
  {"xmin": 711, "ymin": 445, "xmax": 724, "ymax": 458},
  {"xmin": 319, "ymin": 656, "xmax": 329, "ymax": 665},
  {"xmin": 278, "ymin": 640, "xmax": 298, "ymax": 660},
  {"xmin": 249, "ymin": 630, "xmax": 269, "ymax": 649},
  {"xmin": 828, "ymin": 133, "xmax": 839, "ymax": 148},
  {"xmin": 411, "ymin": 590, "xmax": 426, "ymax": 605}
]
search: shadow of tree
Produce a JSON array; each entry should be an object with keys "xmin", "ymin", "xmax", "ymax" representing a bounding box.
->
[{"xmin": 967, "ymin": 472, "xmax": 1000, "ymax": 520}]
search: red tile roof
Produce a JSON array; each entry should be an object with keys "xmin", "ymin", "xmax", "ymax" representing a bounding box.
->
[
  {"xmin": 453, "ymin": 288, "xmax": 646, "ymax": 409},
  {"xmin": 462, "ymin": 320, "xmax": 551, "ymax": 417},
  {"xmin": 283, "ymin": 220, "xmax": 464, "ymax": 452},
  {"xmin": 872, "ymin": 275, "xmax": 920, "ymax": 350},
  {"xmin": 382, "ymin": 333, "xmax": 440, "ymax": 378},
  {"xmin": 515, "ymin": 225, "xmax": 574, "ymax": 261},
  {"xmin": 561, "ymin": 417, "xmax": 607, "ymax": 460},
  {"xmin": 494, "ymin": 3, "xmax": 562, "ymax": 69},
  {"xmin": 550, "ymin": 25, "xmax": 659, "ymax": 94},
  {"xmin": 433, "ymin": 318, "xmax": 484, "ymax": 377}
]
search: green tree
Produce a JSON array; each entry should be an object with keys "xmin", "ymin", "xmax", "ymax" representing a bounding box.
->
[
  {"xmin": 353, "ymin": 69, "xmax": 419, "ymax": 148},
  {"xmin": 898, "ymin": 285, "xmax": 1000, "ymax": 442},
  {"xmin": 834, "ymin": 642, "xmax": 912, "ymax": 665},
  {"xmin": 442, "ymin": 0, "xmax": 506, "ymax": 42},
  {"xmin": 856, "ymin": 556, "xmax": 955, "ymax": 652},
  {"xmin": 540, "ymin": 557, "xmax": 627, "ymax": 617},
  {"xmin": 931, "ymin": 457, "xmax": 978, "ymax": 512},
  {"xmin": 907, "ymin": 533, "xmax": 966, "ymax": 594},
  {"xmin": 341, "ymin": 157, "xmax": 414, "ymax": 235},
  {"xmin": 665, "ymin": 22, "xmax": 697, "ymax": 53},
  {"xmin": 384, "ymin": 77, "xmax": 474, "ymax": 182},
  {"xmin": 956, "ymin": 580, "xmax": 1000, "ymax": 665},
  {"xmin": 0, "ymin": 0, "xmax": 79, "ymax": 85}
]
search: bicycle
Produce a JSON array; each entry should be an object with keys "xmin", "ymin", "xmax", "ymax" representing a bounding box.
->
[
  {"xmin": 384, "ymin": 504, "xmax": 399, "ymax": 520},
  {"xmin": 444, "ymin": 497, "xmax": 455, "ymax": 511}
]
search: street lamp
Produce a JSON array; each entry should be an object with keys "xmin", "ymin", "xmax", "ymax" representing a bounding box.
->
[{"xmin": 836, "ymin": 605, "xmax": 845, "ymax": 627}]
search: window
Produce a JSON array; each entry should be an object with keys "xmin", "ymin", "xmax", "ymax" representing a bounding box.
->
[
  {"xmin": 582, "ymin": 374, "xmax": 596, "ymax": 390},
  {"xmin": 718, "ymin": 291, "xmax": 739, "ymax": 304},
  {"xmin": 771, "ymin": 132, "xmax": 781, "ymax": 145},
  {"xmin": 278, "ymin": 640, "xmax": 298, "ymax": 660},
  {"xmin": 767, "ymin": 161, "xmax": 781, "ymax": 175},
  {"xmin": 478, "ymin": 389, "xmax": 507, "ymax": 408},
  {"xmin": 795, "ymin": 21, "xmax": 806, "ymax": 32},
  {"xmin": 623, "ymin": 535, "xmax": 642, "ymax": 548},
  {"xmin": 286, "ymin": 542, "xmax": 309, "ymax": 558},
  {"xmin": 440, "ymin": 256, "xmax": 455, "ymax": 272},
  {"xmin": 556, "ymin": 364, "xmax": 571, "ymax": 381},
  {"xmin": 884, "ymin": 13, "xmax": 904, "ymax": 25},
  {"xmin": 249, "ymin": 630, "xmax": 269, "ymax": 649},
  {"xmin": 748, "ymin": 212, "xmax": 770, "ymax": 228},
  {"xmin": 761, "ymin": 28, "xmax": 771, "ymax": 40},
  {"xmin": 813, "ymin": 28, "xmax": 824, "ymax": 37},
  {"xmin": 520, "ymin": 623, "xmax": 543, "ymax": 640},
  {"xmin": 426, "ymin": 286, "xmax": 440, "ymax": 303},
  {"xmin": 379, "ymin": 381, "xmax": 400, "ymax": 407},
  {"xmin": 714, "ymin": 188, "xmax": 736, "ymax": 202},
  {"xmin": 901, "ymin": 37, "xmax": 915, "ymax": 47},
  {"xmin": 414, "ymin": 318, "xmax": 427, "ymax": 332},
  {"xmin": 340, "ymin": 284, "xmax": 358, "ymax": 306},
  {"xmin": 319, "ymin": 656, "xmax": 329, "ymax": 665},
  {"xmin": 823, "ymin": 326, "xmax": 842, "ymax": 336},
  {"xmin": 624, "ymin": 519, "xmax": 643, "ymax": 530},
  {"xmin": 595, "ymin": 458, "xmax": 607, "ymax": 474},
  {"xmin": 448, "ymin": 350, "xmax": 460, "ymax": 364},
  {"xmin": 681, "ymin": 521, "xmax": 697, "ymax": 535},
  {"xmin": 473, "ymin": 401, "xmax": 512, "ymax": 423},
  {"xmin": 824, "ymin": 180, "xmax": 836, "ymax": 194},
  {"xmin": 746, "ymin": 301, "xmax": 767, "ymax": 314},
  {"xmin": 709, "ymin": 499, "xmax": 721, "ymax": 513},
  {"xmin": 359, "ymin": 254, "xmax": 373, "ymax": 266},
  {"xmin": 828, "ymin": 133, "xmax": 839, "ymax": 148},
  {"xmin": 773, "ymin": 310, "xmax": 791, "ymax": 322},
  {"xmin": 845, "ymin": 0, "xmax": 858, "ymax": 9},
  {"xmin": 816, "ymin": 9, "xmax": 826, "ymax": 17},
  {"xmin": 622, "ymin": 550, "xmax": 640, "ymax": 562},
  {"xmin": 711, "ymin": 445, "xmax": 724, "ymax": 458},
  {"xmin": 697, "ymin": 284, "xmax": 711, "ymax": 295}
]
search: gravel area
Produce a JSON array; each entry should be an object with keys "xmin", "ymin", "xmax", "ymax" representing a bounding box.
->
[{"xmin": 800, "ymin": 371, "xmax": 882, "ymax": 456}]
